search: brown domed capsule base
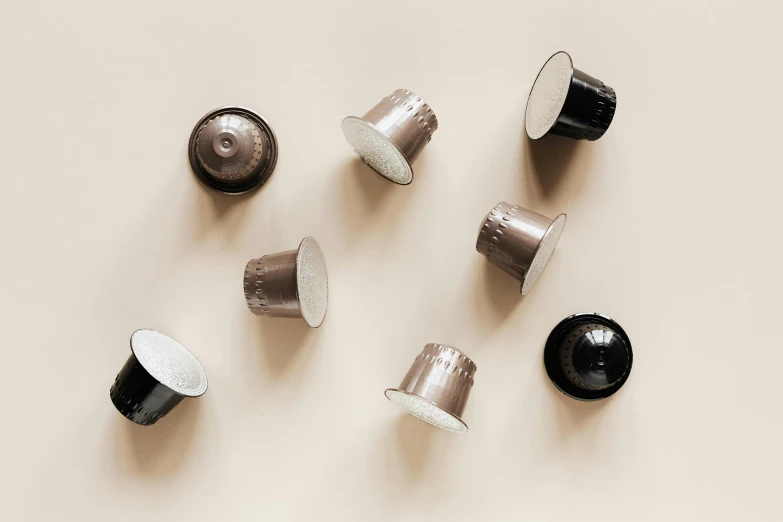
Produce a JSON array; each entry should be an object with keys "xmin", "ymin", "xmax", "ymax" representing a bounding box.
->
[{"xmin": 188, "ymin": 106, "xmax": 278, "ymax": 195}]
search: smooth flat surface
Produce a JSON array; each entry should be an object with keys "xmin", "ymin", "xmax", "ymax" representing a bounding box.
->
[{"xmin": 0, "ymin": 1, "xmax": 781, "ymax": 520}]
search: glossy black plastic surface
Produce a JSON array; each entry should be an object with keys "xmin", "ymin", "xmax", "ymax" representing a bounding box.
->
[
  {"xmin": 109, "ymin": 354, "xmax": 184, "ymax": 426},
  {"xmin": 551, "ymin": 68, "xmax": 616, "ymax": 141},
  {"xmin": 544, "ymin": 313, "xmax": 632, "ymax": 401}
]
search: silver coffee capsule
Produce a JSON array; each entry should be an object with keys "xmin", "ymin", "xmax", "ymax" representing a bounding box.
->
[
  {"xmin": 476, "ymin": 202, "xmax": 566, "ymax": 295},
  {"xmin": 109, "ymin": 329, "xmax": 208, "ymax": 426},
  {"xmin": 342, "ymin": 89, "xmax": 438, "ymax": 185},
  {"xmin": 243, "ymin": 237, "xmax": 329, "ymax": 328},
  {"xmin": 188, "ymin": 106, "xmax": 278, "ymax": 194},
  {"xmin": 385, "ymin": 343, "xmax": 476, "ymax": 433}
]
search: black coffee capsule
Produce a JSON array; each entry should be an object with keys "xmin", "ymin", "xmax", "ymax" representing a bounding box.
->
[
  {"xmin": 525, "ymin": 51, "xmax": 616, "ymax": 141},
  {"xmin": 109, "ymin": 329, "xmax": 208, "ymax": 426},
  {"xmin": 544, "ymin": 313, "xmax": 632, "ymax": 401},
  {"xmin": 188, "ymin": 106, "xmax": 278, "ymax": 195}
]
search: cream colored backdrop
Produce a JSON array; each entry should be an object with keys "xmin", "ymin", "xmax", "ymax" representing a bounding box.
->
[{"xmin": 0, "ymin": 1, "xmax": 780, "ymax": 520}]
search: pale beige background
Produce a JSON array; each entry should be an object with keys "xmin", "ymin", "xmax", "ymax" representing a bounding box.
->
[{"xmin": 1, "ymin": 0, "xmax": 781, "ymax": 520}]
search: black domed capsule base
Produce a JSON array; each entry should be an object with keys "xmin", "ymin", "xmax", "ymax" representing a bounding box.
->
[{"xmin": 544, "ymin": 313, "xmax": 633, "ymax": 401}]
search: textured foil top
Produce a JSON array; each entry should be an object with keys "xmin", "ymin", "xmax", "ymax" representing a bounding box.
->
[
  {"xmin": 525, "ymin": 51, "xmax": 573, "ymax": 139},
  {"xmin": 341, "ymin": 118, "xmax": 413, "ymax": 184},
  {"xmin": 130, "ymin": 329, "xmax": 208, "ymax": 397},
  {"xmin": 296, "ymin": 237, "xmax": 328, "ymax": 328},
  {"xmin": 385, "ymin": 390, "xmax": 467, "ymax": 433}
]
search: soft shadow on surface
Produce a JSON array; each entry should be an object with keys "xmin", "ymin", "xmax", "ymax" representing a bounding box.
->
[
  {"xmin": 394, "ymin": 414, "xmax": 438, "ymax": 477},
  {"xmin": 198, "ymin": 182, "xmax": 253, "ymax": 217},
  {"xmin": 255, "ymin": 316, "xmax": 314, "ymax": 379},
  {"xmin": 480, "ymin": 261, "xmax": 524, "ymax": 317},
  {"xmin": 116, "ymin": 397, "xmax": 202, "ymax": 478},
  {"xmin": 191, "ymin": 179, "xmax": 254, "ymax": 242},
  {"xmin": 347, "ymin": 157, "xmax": 395, "ymax": 204},
  {"xmin": 523, "ymin": 134, "xmax": 594, "ymax": 200},
  {"xmin": 540, "ymin": 360, "xmax": 606, "ymax": 439},
  {"xmin": 461, "ymin": 260, "xmax": 524, "ymax": 335},
  {"xmin": 337, "ymin": 158, "xmax": 411, "ymax": 242}
]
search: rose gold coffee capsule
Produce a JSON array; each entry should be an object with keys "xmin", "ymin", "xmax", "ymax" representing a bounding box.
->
[
  {"xmin": 476, "ymin": 202, "xmax": 566, "ymax": 295},
  {"xmin": 341, "ymin": 89, "xmax": 438, "ymax": 185},
  {"xmin": 243, "ymin": 237, "xmax": 328, "ymax": 328},
  {"xmin": 188, "ymin": 106, "xmax": 278, "ymax": 195},
  {"xmin": 385, "ymin": 343, "xmax": 476, "ymax": 433}
]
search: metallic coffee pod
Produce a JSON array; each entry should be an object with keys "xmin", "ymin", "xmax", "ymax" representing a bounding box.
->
[
  {"xmin": 341, "ymin": 88, "xmax": 438, "ymax": 185},
  {"xmin": 110, "ymin": 329, "xmax": 208, "ymax": 426},
  {"xmin": 525, "ymin": 51, "xmax": 617, "ymax": 141},
  {"xmin": 188, "ymin": 106, "xmax": 278, "ymax": 194},
  {"xmin": 544, "ymin": 313, "xmax": 633, "ymax": 401},
  {"xmin": 385, "ymin": 343, "xmax": 477, "ymax": 433},
  {"xmin": 243, "ymin": 237, "xmax": 329, "ymax": 328},
  {"xmin": 476, "ymin": 202, "xmax": 566, "ymax": 295}
]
